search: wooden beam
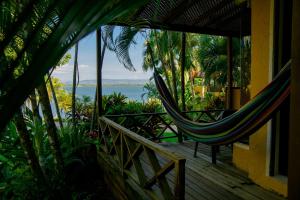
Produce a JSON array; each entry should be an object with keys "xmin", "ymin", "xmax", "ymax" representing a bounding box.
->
[
  {"xmin": 288, "ymin": 0, "xmax": 300, "ymax": 199},
  {"xmin": 226, "ymin": 36, "xmax": 233, "ymax": 109},
  {"xmin": 96, "ymin": 27, "xmax": 103, "ymax": 115}
]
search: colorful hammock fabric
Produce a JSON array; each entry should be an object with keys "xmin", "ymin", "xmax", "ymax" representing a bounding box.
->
[{"xmin": 154, "ymin": 61, "xmax": 291, "ymax": 145}]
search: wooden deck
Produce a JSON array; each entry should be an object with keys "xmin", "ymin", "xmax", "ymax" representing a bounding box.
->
[
  {"xmin": 159, "ymin": 141, "xmax": 286, "ymax": 200},
  {"xmin": 98, "ymin": 117, "xmax": 286, "ymax": 200}
]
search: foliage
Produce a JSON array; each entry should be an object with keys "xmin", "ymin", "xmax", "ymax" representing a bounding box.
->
[
  {"xmin": 103, "ymin": 92, "xmax": 127, "ymax": 114},
  {"xmin": 0, "ymin": 108, "xmax": 99, "ymax": 199},
  {"xmin": 203, "ymin": 93, "xmax": 225, "ymax": 110},
  {"xmin": 0, "ymin": 0, "xmax": 149, "ymax": 133},
  {"xmin": 103, "ymin": 93, "xmax": 163, "ymax": 116},
  {"xmin": 197, "ymin": 35, "xmax": 242, "ymax": 88},
  {"xmin": 102, "ymin": 93, "xmax": 163, "ymax": 138},
  {"xmin": 141, "ymin": 81, "xmax": 160, "ymax": 100},
  {"xmin": 46, "ymin": 77, "xmax": 72, "ymax": 112},
  {"xmin": 64, "ymin": 95, "xmax": 94, "ymax": 132},
  {"xmin": 0, "ymin": 121, "xmax": 46, "ymax": 199}
]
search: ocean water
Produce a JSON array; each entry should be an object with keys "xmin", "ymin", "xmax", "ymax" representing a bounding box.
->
[{"xmin": 64, "ymin": 85, "xmax": 146, "ymax": 102}]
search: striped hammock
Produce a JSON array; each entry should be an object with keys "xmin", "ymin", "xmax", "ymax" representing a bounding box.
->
[{"xmin": 154, "ymin": 61, "xmax": 291, "ymax": 145}]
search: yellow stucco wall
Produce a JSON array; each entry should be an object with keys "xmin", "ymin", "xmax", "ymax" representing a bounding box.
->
[
  {"xmin": 233, "ymin": 143, "xmax": 250, "ymax": 173},
  {"xmin": 232, "ymin": 0, "xmax": 287, "ymax": 196},
  {"xmin": 232, "ymin": 88, "xmax": 241, "ymax": 110}
]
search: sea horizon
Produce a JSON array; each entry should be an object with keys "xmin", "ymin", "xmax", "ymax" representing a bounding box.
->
[
  {"xmin": 64, "ymin": 84, "xmax": 147, "ymax": 102},
  {"xmin": 64, "ymin": 78, "xmax": 150, "ymax": 86}
]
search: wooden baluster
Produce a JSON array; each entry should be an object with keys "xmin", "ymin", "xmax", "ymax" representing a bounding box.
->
[
  {"xmin": 123, "ymin": 136, "xmax": 147, "ymax": 186},
  {"xmin": 144, "ymin": 147, "xmax": 173, "ymax": 199},
  {"xmin": 174, "ymin": 159, "xmax": 185, "ymax": 200}
]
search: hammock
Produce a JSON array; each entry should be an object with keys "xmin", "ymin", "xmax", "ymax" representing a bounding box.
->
[{"xmin": 154, "ymin": 60, "xmax": 291, "ymax": 145}]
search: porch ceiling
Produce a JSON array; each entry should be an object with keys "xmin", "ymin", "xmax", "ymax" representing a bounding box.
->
[{"xmin": 114, "ymin": 0, "xmax": 251, "ymax": 36}]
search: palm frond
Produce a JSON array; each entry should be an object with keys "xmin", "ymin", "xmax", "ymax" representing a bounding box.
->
[
  {"xmin": 114, "ymin": 26, "xmax": 140, "ymax": 71},
  {"xmin": 0, "ymin": 0, "xmax": 149, "ymax": 132}
]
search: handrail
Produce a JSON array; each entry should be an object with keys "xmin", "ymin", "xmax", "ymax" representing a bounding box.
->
[
  {"xmin": 98, "ymin": 116, "xmax": 186, "ymax": 200},
  {"xmin": 105, "ymin": 109, "xmax": 226, "ymax": 118},
  {"xmin": 104, "ymin": 110, "xmax": 227, "ymax": 142}
]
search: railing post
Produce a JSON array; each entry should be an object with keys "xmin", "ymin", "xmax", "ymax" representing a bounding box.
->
[
  {"xmin": 174, "ymin": 159, "xmax": 185, "ymax": 200},
  {"xmin": 121, "ymin": 131, "xmax": 124, "ymax": 176}
]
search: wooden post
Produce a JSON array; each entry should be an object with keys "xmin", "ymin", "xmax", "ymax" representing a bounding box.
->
[
  {"xmin": 174, "ymin": 159, "xmax": 185, "ymax": 200},
  {"xmin": 96, "ymin": 27, "xmax": 103, "ymax": 116},
  {"xmin": 288, "ymin": 1, "xmax": 300, "ymax": 199},
  {"xmin": 226, "ymin": 36, "xmax": 233, "ymax": 109},
  {"xmin": 181, "ymin": 32, "xmax": 186, "ymax": 111}
]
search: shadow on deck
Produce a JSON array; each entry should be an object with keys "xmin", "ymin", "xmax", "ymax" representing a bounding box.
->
[{"xmin": 160, "ymin": 141, "xmax": 285, "ymax": 200}]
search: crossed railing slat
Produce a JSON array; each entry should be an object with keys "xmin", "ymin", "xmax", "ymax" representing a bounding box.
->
[
  {"xmin": 105, "ymin": 110, "xmax": 224, "ymax": 142},
  {"xmin": 98, "ymin": 117, "xmax": 186, "ymax": 200}
]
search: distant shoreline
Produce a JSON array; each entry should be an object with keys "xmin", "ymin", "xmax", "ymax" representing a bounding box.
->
[{"xmin": 65, "ymin": 83, "xmax": 145, "ymax": 87}]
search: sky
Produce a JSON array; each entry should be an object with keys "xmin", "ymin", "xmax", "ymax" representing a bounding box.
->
[{"xmin": 52, "ymin": 28, "xmax": 153, "ymax": 83}]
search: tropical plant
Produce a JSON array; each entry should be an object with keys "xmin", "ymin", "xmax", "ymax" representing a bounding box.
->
[
  {"xmin": 37, "ymin": 79, "xmax": 65, "ymax": 175},
  {"xmin": 46, "ymin": 77, "xmax": 72, "ymax": 113},
  {"xmin": 197, "ymin": 35, "xmax": 242, "ymax": 88},
  {"xmin": 0, "ymin": 0, "xmax": 149, "ymax": 133},
  {"xmin": 141, "ymin": 81, "xmax": 160, "ymax": 100},
  {"xmin": 103, "ymin": 92, "xmax": 127, "ymax": 114},
  {"xmin": 47, "ymin": 52, "xmax": 72, "ymax": 129},
  {"xmin": 203, "ymin": 92, "xmax": 225, "ymax": 110},
  {"xmin": 0, "ymin": 108, "xmax": 100, "ymax": 199}
]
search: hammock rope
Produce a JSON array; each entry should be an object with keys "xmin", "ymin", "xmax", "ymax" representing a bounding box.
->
[{"xmin": 154, "ymin": 60, "xmax": 291, "ymax": 145}]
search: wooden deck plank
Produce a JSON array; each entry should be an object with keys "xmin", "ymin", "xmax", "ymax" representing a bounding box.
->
[
  {"xmin": 160, "ymin": 142, "xmax": 286, "ymax": 200},
  {"xmin": 179, "ymin": 143, "xmax": 285, "ymax": 200},
  {"xmin": 139, "ymin": 149, "xmax": 242, "ymax": 200}
]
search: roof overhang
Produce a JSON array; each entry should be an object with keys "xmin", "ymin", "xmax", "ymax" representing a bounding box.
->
[{"xmin": 113, "ymin": 0, "xmax": 251, "ymax": 37}]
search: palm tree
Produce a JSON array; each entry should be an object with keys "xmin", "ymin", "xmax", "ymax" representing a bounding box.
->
[
  {"xmin": 91, "ymin": 26, "xmax": 110, "ymax": 130},
  {"xmin": 37, "ymin": 79, "xmax": 64, "ymax": 175},
  {"xmin": 72, "ymin": 43, "xmax": 79, "ymax": 127},
  {"xmin": 47, "ymin": 53, "xmax": 72, "ymax": 129},
  {"xmin": 48, "ymin": 75, "xmax": 63, "ymax": 129},
  {"xmin": 14, "ymin": 108, "xmax": 47, "ymax": 184},
  {"xmin": 142, "ymin": 30, "xmax": 181, "ymax": 105},
  {"xmin": 197, "ymin": 35, "xmax": 241, "ymax": 89},
  {"xmin": 0, "ymin": 0, "xmax": 149, "ymax": 133},
  {"xmin": 167, "ymin": 31, "xmax": 180, "ymax": 105},
  {"xmin": 29, "ymin": 90, "xmax": 42, "ymax": 121}
]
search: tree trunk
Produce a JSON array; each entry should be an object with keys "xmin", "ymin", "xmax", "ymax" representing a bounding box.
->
[
  {"xmin": 29, "ymin": 90, "xmax": 47, "ymax": 175},
  {"xmin": 189, "ymin": 71, "xmax": 195, "ymax": 98},
  {"xmin": 181, "ymin": 32, "xmax": 186, "ymax": 111},
  {"xmin": 15, "ymin": 108, "xmax": 47, "ymax": 184},
  {"xmin": 37, "ymin": 79, "xmax": 64, "ymax": 174},
  {"xmin": 169, "ymin": 49, "xmax": 179, "ymax": 105},
  {"xmin": 48, "ymin": 74, "xmax": 63, "ymax": 129},
  {"xmin": 91, "ymin": 32, "xmax": 108, "ymax": 130},
  {"xmin": 72, "ymin": 43, "xmax": 79, "ymax": 127},
  {"xmin": 154, "ymin": 30, "xmax": 173, "ymax": 92},
  {"xmin": 29, "ymin": 90, "xmax": 41, "ymax": 121}
]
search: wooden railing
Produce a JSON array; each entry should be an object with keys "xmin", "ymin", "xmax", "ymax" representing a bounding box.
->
[
  {"xmin": 105, "ymin": 110, "xmax": 225, "ymax": 142},
  {"xmin": 98, "ymin": 117, "xmax": 186, "ymax": 200}
]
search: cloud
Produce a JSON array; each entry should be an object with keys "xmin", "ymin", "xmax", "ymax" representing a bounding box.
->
[
  {"xmin": 52, "ymin": 63, "xmax": 96, "ymax": 82},
  {"xmin": 79, "ymin": 64, "xmax": 89, "ymax": 68}
]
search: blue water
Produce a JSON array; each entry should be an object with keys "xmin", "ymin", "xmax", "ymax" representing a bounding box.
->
[{"xmin": 64, "ymin": 85, "xmax": 146, "ymax": 102}]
